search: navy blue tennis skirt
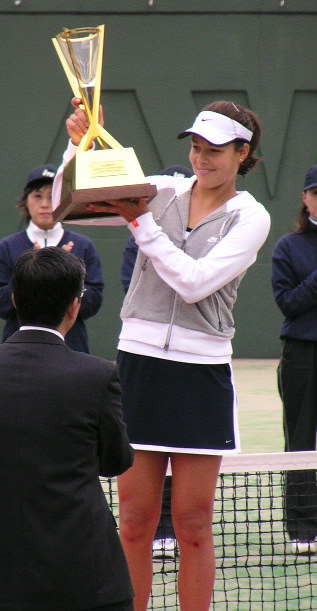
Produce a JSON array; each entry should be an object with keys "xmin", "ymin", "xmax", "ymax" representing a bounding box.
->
[{"xmin": 117, "ymin": 351, "xmax": 239, "ymax": 454}]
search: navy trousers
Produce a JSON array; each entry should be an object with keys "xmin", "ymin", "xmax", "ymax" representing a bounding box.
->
[{"xmin": 278, "ymin": 338, "xmax": 317, "ymax": 540}]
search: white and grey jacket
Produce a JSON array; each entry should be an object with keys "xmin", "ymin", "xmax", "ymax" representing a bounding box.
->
[
  {"xmin": 119, "ymin": 175, "xmax": 270, "ymax": 361},
  {"xmin": 52, "ymin": 145, "xmax": 270, "ymax": 362}
]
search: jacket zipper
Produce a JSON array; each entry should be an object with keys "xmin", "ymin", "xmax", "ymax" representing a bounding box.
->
[
  {"xmin": 214, "ymin": 293, "xmax": 223, "ymax": 332},
  {"xmin": 141, "ymin": 257, "xmax": 148, "ymax": 271},
  {"xmin": 162, "ymin": 214, "xmax": 230, "ymax": 349},
  {"xmin": 163, "ymin": 238, "xmax": 187, "ymax": 351},
  {"xmin": 152, "ymin": 210, "xmax": 237, "ymax": 351}
]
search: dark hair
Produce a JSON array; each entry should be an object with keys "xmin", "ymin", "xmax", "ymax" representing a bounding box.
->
[
  {"xmin": 12, "ymin": 247, "xmax": 86, "ymax": 328},
  {"xmin": 16, "ymin": 179, "xmax": 53, "ymax": 225},
  {"xmin": 203, "ymin": 101, "xmax": 262, "ymax": 176},
  {"xmin": 293, "ymin": 202, "xmax": 309, "ymax": 234}
]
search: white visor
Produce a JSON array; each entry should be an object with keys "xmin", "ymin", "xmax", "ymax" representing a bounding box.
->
[{"xmin": 178, "ymin": 111, "xmax": 253, "ymax": 145}]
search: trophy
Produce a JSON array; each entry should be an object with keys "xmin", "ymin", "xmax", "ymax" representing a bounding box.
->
[{"xmin": 52, "ymin": 25, "xmax": 157, "ymax": 224}]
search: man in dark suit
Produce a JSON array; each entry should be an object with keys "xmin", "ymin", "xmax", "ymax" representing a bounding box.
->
[{"xmin": 0, "ymin": 246, "xmax": 134, "ymax": 611}]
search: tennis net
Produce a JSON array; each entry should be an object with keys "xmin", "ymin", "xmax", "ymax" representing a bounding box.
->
[{"xmin": 101, "ymin": 451, "xmax": 317, "ymax": 610}]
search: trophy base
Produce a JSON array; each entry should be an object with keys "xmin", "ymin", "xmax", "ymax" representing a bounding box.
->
[{"xmin": 52, "ymin": 183, "xmax": 157, "ymax": 223}]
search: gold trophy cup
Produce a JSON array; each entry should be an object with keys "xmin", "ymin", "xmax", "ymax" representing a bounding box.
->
[{"xmin": 52, "ymin": 25, "xmax": 157, "ymax": 223}]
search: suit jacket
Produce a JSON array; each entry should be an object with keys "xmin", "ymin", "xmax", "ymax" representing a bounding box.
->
[{"xmin": 0, "ymin": 330, "xmax": 134, "ymax": 611}]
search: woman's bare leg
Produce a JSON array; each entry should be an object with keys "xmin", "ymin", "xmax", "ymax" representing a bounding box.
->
[
  {"xmin": 170, "ymin": 453, "xmax": 222, "ymax": 611},
  {"xmin": 118, "ymin": 450, "xmax": 169, "ymax": 611}
]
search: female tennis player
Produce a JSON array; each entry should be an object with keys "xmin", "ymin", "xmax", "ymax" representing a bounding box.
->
[{"xmin": 53, "ymin": 99, "xmax": 270, "ymax": 611}]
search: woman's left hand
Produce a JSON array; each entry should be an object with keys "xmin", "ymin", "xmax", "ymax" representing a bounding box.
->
[{"xmin": 87, "ymin": 197, "xmax": 150, "ymax": 222}]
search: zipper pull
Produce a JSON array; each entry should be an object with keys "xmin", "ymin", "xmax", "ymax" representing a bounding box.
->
[{"xmin": 141, "ymin": 257, "xmax": 148, "ymax": 271}]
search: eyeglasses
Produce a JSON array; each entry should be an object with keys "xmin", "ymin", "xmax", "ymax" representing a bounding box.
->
[{"xmin": 80, "ymin": 288, "xmax": 87, "ymax": 299}]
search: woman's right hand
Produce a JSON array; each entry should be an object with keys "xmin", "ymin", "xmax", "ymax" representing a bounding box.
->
[
  {"xmin": 66, "ymin": 98, "xmax": 89, "ymax": 146},
  {"xmin": 66, "ymin": 97, "xmax": 104, "ymax": 146}
]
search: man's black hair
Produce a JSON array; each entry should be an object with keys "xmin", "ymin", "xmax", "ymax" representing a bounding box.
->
[{"xmin": 12, "ymin": 247, "xmax": 86, "ymax": 328}]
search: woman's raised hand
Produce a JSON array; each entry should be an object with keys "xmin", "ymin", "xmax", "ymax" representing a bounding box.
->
[{"xmin": 66, "ymin": 97, "xmax": 104, "ymax": 147}]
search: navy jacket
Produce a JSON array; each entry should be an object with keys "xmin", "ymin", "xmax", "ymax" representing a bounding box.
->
[
  {"xmin": 0, "ymin": 229, "xmax": 104, "ymax": 352},
  {"xmin": 120, "ymin": 235, "xmax": 138, "ymax": 294},
  {"xmin": 272, "ymin": 222, "xmax": 317, "ymax": 341}
]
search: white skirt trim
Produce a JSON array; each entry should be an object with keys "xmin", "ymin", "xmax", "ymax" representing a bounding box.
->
[{"xmin": 131, "ymin": 443, "xmax": 240, "ymax": 455}]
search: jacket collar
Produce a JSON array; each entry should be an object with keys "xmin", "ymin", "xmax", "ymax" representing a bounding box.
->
[
  {"xmin": 26, "ymin": 221, "xmax": 64, "ymax": 248},
  {"xmin": 149, "ymin": 174, "xmax": 259, "ymax": 210},
  {"xmin": 19, "ymin": 326, "xmax": 64, "ymax": 341},
  {"xmin": 6, "ymin": 329, "xmax": 65, "ymax": 346}
]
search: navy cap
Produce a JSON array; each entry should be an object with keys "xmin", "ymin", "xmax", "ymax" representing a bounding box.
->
[
  {"xmin": 24, "ymin": 165, "xmax": 57, "ymax": 190},
  {"xmin": 303, "ymin": 165, "xmax": 317, "ymax": 191}
]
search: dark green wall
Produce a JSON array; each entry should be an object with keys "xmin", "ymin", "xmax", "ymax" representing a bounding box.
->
[{"xmin": 1, "ymin": 1, "xmax": 317, "ymax": 358}]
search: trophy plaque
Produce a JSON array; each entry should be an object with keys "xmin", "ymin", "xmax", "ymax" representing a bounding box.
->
[{"xmin": 52, "ymin": 25, "xmax": 157, "ymax": 224}]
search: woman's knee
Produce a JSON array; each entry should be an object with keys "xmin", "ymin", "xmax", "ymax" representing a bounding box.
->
[
  {"xmin": 173, "ymin": 508, "xmax": 212, "ymax": 546},
  {"xmin": 120, "ymin": 501, "xmax": 161, "ymax": 543}
]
